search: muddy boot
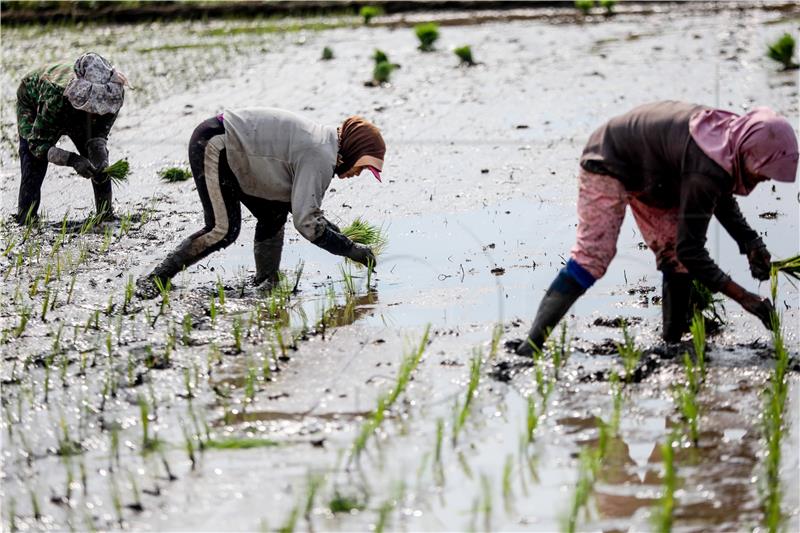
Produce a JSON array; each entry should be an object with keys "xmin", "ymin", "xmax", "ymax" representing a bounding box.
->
[
  {"xmin": 513, "ymin": 261, "xmax": 591, "ymax": 357},
  {"xmin": 136, "ymin": 239, "xmax": 194, "ymax": 299},
  {"xmin": 93, "ymin": 180, "xmax": 115, "ymax": 221},
  {"xmin": 662, "ymin": 272, "xmax": 692, "ymax": 343},
  {"xmin": 254, "ymin": 228, "xmax": 284, "ymax": 290}
]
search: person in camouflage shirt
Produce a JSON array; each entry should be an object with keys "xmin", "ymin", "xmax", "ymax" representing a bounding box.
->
[{"xmin": 15, "ymin": 52, "xmax": 126, "ymax": 224}]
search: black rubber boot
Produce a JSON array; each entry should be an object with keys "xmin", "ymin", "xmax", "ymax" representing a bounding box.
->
[
  {"xmin": 93, "ymin": 180, "xmax": 114, "ymax": 220},
  {"xmin": 136, "ymin": 238, "xmax": 194, "ymax": 299},
  {"xmin": 254, "ymin": 228, "xmax": 284, "ymax": 289},
  {"xmin": 662, "ymin": 272, "xmax": 692, "ymax": 343},
  {"xmin": 515, "ymin": 269, "xmax": 588, "ymax": 357}
]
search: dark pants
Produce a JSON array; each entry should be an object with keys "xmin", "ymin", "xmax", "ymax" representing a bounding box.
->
[
  {"xmin": 151, "ymin": 117, "xmax": 290, "ymax": 280},
  {"xmin": 16, "ymin": 135, "xmax": 113, "ymax": 223}
]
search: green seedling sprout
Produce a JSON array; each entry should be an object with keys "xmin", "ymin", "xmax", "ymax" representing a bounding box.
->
[
  {"xmin": 359, "ymin": 5, "xmax": 382, "ymax": 24},
  {"xmin": 689, "ymin": 310, "xmax": 706, "ymax": 380},
  {"xmin": 100, "ymin": 159, "xmax": 130, "ymax": 185},
  {"xmin": 454, "ymin": 45, "xmax": 476, "ymax": 66},
  {"xmin": 489, "ymin": 323, "xmax": 503, "ymax": 358},
  {"xmin": 216, "ymin": 275, "xmax": 226, "ymax": 307},
  {"xmin": 609, "ymin": 371, "xmax": 622, "ymax": 435},
  {"xmin": 650, "ymin": 432, "xmax": 676, "ymax": 533},
  {"xmin": 549, "ymin": 322, "xmax": 571, "ymax": 379},
  {"xmin": 244, "ymin": 366, "xmax": 257, "ymax": 403},
  {"xmin": 14, "ymin": 307, "xmax": 30, "ymax": 337},
  {"xmin": 616, "ymin": 321, "xmax": 641, "ymax": 381},
  {"xmin": 453, "ymin": 349, "xmax": 482, "ymax": 443},
  {"xmin": 303, "ymin": 472, "xmax": 324, "ymax": 521},
  {"xmin": 123, "ymin": 275, "xmax": 134, "ymax": 312},
  {"xmin": 158, "ymin": 166, "xmax": 192, "ymax": 183},
  {"xmin": 564, "ymin": 448, "xmax": 598, "ymax": 533},
  {"xmin": 372, "ymin": 60, "xmax": 396, "ymax": 84},
  {"xmin": 180, "ymin": 422, "xmax": 197, "ymax": 470},
  {"xmin": 40, "ymin": 288, "xmax": 50, "ymax": 321},
  {"xmin": 181, "ymin": 314, "xmax": 192, "ymax": 345},
  {"xmin": 502, "ymin": 454, "xmax": 514, "ymax": 506},
  {"xmin": 415, "ymin": 22, "xmax": 439, "ymax": 52},
  {"xmin": 526, "ymin": 395, "xmax": 539, "ymax": 444},
  {"xmin": 233, "ymin": 316, "xmax": 243, "ymax": 353},
  {"xmin": 770, "ymin": 254, "xmax": 800, "ymax": 302},
  {"xmin": 153, "ymin": 277, "xmax": 171, "ymax": 311},
  {"xmin": 328, "ymin": 490, "xmax": 366, "ymax": 514},
  {"xmin": 30, "ymin": 489, "xmax": 41, "ymax": 521},
  {"xmin": 767, "ymin": 33, "xmax": 798, "ymax": 70},
  {"xmin": 321, "ymin": 46, "xmax": 334, "ymax": 60},
  {"xmin": 278, "ymin": 504, "xmax": 300, "ymax": 533}
]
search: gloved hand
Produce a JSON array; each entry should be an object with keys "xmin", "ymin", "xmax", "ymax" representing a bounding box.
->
[
  {"xmin": 324, "ymin": 218, "xmax": 341, "ymax": 234},
  {"xmin": 69, "ymin": 154, "xmax": 98, "ymax": 179},
  {"xmin": 746, "ymin": 242, "xmax": 771, "ymax": 281},
  {"xmin": 86, "ymin": 138, "xmax": 109, "ymax": 175},
  {"xmin": 347, "ymin": 243, "xmax": 377, "ymax": 270},
  {"xmin": 737, "ymin": 291, "xmax": 775, "ymax": 330}
]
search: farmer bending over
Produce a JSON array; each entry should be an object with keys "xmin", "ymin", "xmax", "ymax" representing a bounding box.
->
[
  {"xmin": 137, "ymin": 108, "xmax": 385, "ymax": 296},
  {"xmin": 510, "ymin": 101, "xmax": 798, "ymax": 356},
  {"xmin": 15, "ymin": 52, "xmax": 127, "ymax": 223}
]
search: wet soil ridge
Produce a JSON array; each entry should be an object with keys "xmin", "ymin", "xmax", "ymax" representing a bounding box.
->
[{"xmin": 3, "ymin": 1, "xmax": 797, "ymax": 25}]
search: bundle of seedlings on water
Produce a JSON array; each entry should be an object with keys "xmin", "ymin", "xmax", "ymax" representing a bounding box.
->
[
  {"xmin": 100, "ymin": 159, "xmax": 130, "ymax": 185},
  {"xmin": 359, "ymin": 5, "xmax": 382, "ymax": 24},
  {"xmin": 415, "ymin": 22, "xmax": 440, "ymax": 52},
  {"xmin": 321, "ymin": 46, "xmax": 334, "ymax": 60},
  {"xmin": 575, "ymin": 0, "xmax": 595, "ymax": 15},
  {"xmin": 342, "ymin": 217, "xmax": 387, "ymax": 256},
  {"xmin": 767, "ymin": 33, "xmax": 798, "ymax": 70},
  {"xmin": 454, "ymin": 45, "xmax": 476, "ymax": 66},
  {"xmin": 158, "ymin": 166, "xmax": 192, "ymax": 183}
]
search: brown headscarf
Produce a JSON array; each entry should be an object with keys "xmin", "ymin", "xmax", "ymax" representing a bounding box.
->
[{"xmin": 336, "ymin": 116, "xmax": 386, "ymax": 176}]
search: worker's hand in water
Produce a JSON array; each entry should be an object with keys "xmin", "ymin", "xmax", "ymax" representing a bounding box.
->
[
  {"xmin": 738, "ymin": 291, "xmax": 775, "ymax": 329},
  {"xmin": 746, "ymin": 243, "xmax": 771, "ymax": 281},
  {"xmin": 70, "ymin": 154, "xmax": 98, "ymax": 179},
  {"xmin": 347, "ymin": 243, "xmax": 377, "ymax": 270}
]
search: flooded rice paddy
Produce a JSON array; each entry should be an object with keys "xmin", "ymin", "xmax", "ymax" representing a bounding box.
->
[{"xmin": 1, "ymin": 2, "xmax": 799, "ymax": 531}]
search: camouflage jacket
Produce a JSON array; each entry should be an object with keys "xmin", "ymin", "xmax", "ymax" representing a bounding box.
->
[{"xmin": 16, "ymin": 63, "xmax": 118, "ymax": 160}]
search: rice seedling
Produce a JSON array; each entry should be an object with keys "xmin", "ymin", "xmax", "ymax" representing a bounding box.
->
[
  {"xmin": 502, "ymin": 454, "xmax": 514, "ymax": 506},
  {"xmin": 154, "ymin": 277, "xmax": 171, "ymax": 311},
  {"xmin": 302, "ymin": 472, "xmax": 324, "ymax": 521},
  {"xmin": 359, "ymin": 5, "xmax": 382, "ymax": 24},
  {"xmin": 138, "ymin": 395, "xmax": 160, "ymax": 453},
  {"xmin": 372, "ymin": 60, "xmax": 396, "ymax": 84},
  {"xmin": 244, "ymin": 367, "xmax": 257, "ymax": 403},
  {"xmin": 616, "ymin": 321, "xmax": 641, "ymax": 381},
  {"xmin": 118, "ymin": 211, "xmax": 134, "ymax": 237},
  {"xmin": 564, "ymin": 448, "xmax": 598, "ymax": 533},
  {"xmin": 609, "ymin": 371, "xmax": 622, "ymax": 435},
  {"xmin": 454, "ymin": 45, "xmax": 476, "ymax": 66},
  {"xmin": 328, "ymin": 490, "xmax": 366, "ymax": 514},
  {"xmin": 100, "ymin": 159, "xmax": 130, "ymax": 185},
  {"xmin": 549, "ymin": 322, "xmax": 571, "ymax": 379},
  {"xmin": 489, "ymin": 323, "xmax": 503, "ymax": 358},
  {"xmin": 209, "ymin": 294, "xmax": 218, "ymax": 324},
  {"xmin": 415, "ymin": 22, "xmax": 439, "ymax": 52},
  {"xmin": 770, "ymin": 254, "xmax": 800, "ymax": 302},
  {"xmin": 525, "ymin": 395, "xmax": 540, "ymax": 444},
  {"xmin": 453, "ymin": 349, "xmax": 482, "ymax": 443},
  {"xmin": 277, "ymin": 504, "xmax": 300, "ymax": 533},
  {"xmin": 760, "ymin": 311, "xmax": 789, "ymax": 531},
  {"xmin": 100, "ymin": 225, "xmax": 113, "ymax": 252},
  {"xmin": 340, "ymin": 264, "xmax": 357, "ymax": 297},
  {"xmin": 13, "ymin": 307, "xmax": 30, "ymax": 337},
  {"xmin": 321, "ymin": 46, "xmax": 334, "ymax": 60},
  {"xmin": 110, "ymin": 476, "xmax": 123, "ymax": 526},
  {"xmin": 30, "ymin": 489, "xmax": 41, "ymax": 521},
  {"xmin": 689, "ymin": 310, "xmax": 706, "ymax": 380},
  {"xmin": 676, "ymin": 379, "xmax": 699, "ymax": 446},
  {"xmin": 216, "ymin": 275, "xmax": 226, "ymax": 307},
  {"xmin": 8, "ymin": 497, "xmax": 16, "ymax": 532},
  {"xmin": 232, "ymin": 316, "xmax": 243, "ymax": 353},
  {"xmin": 158, "ymin": 166, "xmax": 192, "ymax": 183},
  {"xmin": 204, "ymin": 437, "xmax": 280, "ymax": 449},
  {"xmin": 650, "ymin": 432, "xmax": 677, "ymax": 533},
  {"xmin": 575, "ymin": 0, "xmax": 594, "ymax": 15},
  {"xmin": 180, "ymin": 421, "xmax": 197, "ymax": 470},
  {"xmin": 40, "ymin": 287, "xmax": 50, "ymax": 321},
  {"xmin": 767, "ymin": 33, "xmax": 798, "ymax": 70},
  {"xmin": 56, "ymin": 416, "xmax": 83, "ymax": 456},
  {"xmin": 66, "ymin": 272, "xmax": 77, "ymax": 304}
]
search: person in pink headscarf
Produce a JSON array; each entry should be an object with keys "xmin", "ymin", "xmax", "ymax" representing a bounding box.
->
[{"xmin": 509, "ymin": 101, "xmax": 798, "ymax": 356}]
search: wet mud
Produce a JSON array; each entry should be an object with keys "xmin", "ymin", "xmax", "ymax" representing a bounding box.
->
[{"xmin": 1, "ymin": 2, "xmax": 799, "ymax": 531}]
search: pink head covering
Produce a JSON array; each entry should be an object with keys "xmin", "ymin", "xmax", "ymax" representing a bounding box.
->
[{"xmin": 689, "ymin": 106, "xmax": 798, "ymax": 195}]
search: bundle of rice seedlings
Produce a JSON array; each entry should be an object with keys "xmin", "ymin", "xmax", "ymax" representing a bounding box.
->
[
  {"xmin": 690, "ymin": 280, "xmax": 725, "ymax": 325},
  {"xmin": 342, "ymin": 217, "xmax": 387, "ymax": 256},
  {"xmin": 454, "ymin": 45, "xmax": 475, "ymax": 66},
  {"xmin": 373, "ymin": 49, "xmax": 388, "ymax": 64},
  {"xmin": 359, "ymin": 5, "xmax": 382, "ymax": 25},
  {"xmin": 100, "ymin": 159, "xmax": 130, "ymax": 185},
  {"xmin": 599, "ymin": 0, "xmax": 616, "ymax": 14},
  {"xmin": 414, "ymin": 22, "xmax": 439, "ymax": 52},
  {"xmin": 372, "ymin": 61, "xmax": 396, "ymax": 84},
  {"xmin": 158, "ymin": 166, "xmax": 192, "ymax": 183},
  {"xmin": 770, "ymin": 254, "xmax": 800, "ymax": 301},
  {"xmin": 767, "ymin": 33, "xmax": 798, "ymax": 70},
  {"xmin": 321, "ymin": 46, "xmax": 334, "ymax": 60}
]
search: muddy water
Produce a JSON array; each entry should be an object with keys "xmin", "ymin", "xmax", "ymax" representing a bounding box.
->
[{"xmin": 1, "ymin": 3, "xmax": 799, "ymax": 532}]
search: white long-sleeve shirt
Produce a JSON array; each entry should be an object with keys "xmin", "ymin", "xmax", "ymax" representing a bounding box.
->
[{"xmin": 223, "ymin": 108, "xmax": 338, "ymax": 241}]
